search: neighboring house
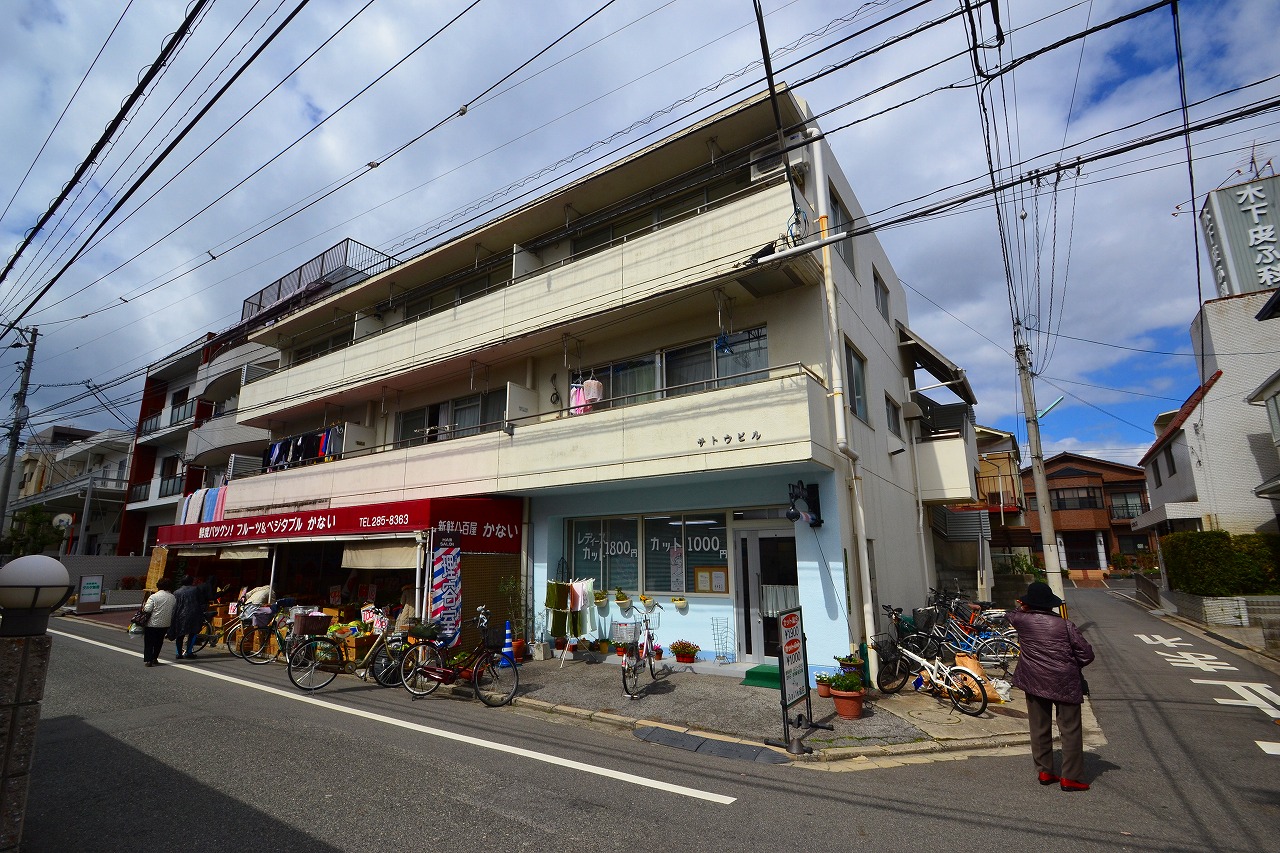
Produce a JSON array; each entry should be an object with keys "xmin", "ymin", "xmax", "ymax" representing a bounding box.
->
[
  {"xmin": 7, "ymin": 425, "xmax": 120, "ymax": 553},
  {"xmin": 934, "ymin": 425, "xmax": 1027, "ymax": 599},
  {"xmin": 1011, "ymin": 452, "xmax": 1156, "ymax": 579},
  {"xmin": 1247, "ymin": 292, "xmax": 1280, "ymax": 500},
  {"xmin": 1132, "ymin": 291, "xmax": 1280, "ymax": 536},
  {"xmin": 151, "ymin": 89, "xmax": 979, "ymax": 668}
]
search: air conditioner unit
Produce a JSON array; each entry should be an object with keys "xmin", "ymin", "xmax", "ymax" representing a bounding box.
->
[{"xmin": 749, "ymin": 133, "xmax": 809, "ymax": 182}]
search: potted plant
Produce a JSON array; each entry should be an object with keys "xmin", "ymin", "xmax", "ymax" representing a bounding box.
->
[
  {"xmin": 835, "ymin": 653, "xmax": 862, "ymax": 673},
  {"xmin": 614, "ymin": 587, "xmax": 631, "ymax": 609},
  {"xmin": 652, "ymin": 644, "xmax": 663, "ymax": 660},
  {"xmin": 828, "ymin": 670, "xmax": 865, "ymax": 719},
  {"xmin": 815, "ymin": 671, "xmax": 832, "ymax": 698},
  {"xmin": 593, "ymin": 588, "xmax": 609, "ymax": 606},
  {"xmin": 669, "ymin": 639, "xmax": 700, "ymax": 663},
  {"xmin": 670, "ymin": 596, "xmax": 687, "ymax": 609},
  {"xmin": 639, "ymin": 593, "xmax": 656, "ymax": 612}
]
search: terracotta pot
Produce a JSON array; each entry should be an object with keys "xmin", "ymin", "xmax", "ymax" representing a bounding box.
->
[
  {"xmin": 617, "ymin": 646, "xmax": 626, "ymax": 656},
  {"xmin": 830, "ymin": 688, "xmax": 865, "ymax": 720},
  {"xmin": 675, "ymin": 653, "xmax": 696, "ymax": 664},
  {"xmin": 554, "ymin": 637, "xmax": 566, "ymax": 650},
  {"xmin": 654, "ymin": 650, "xmax": 663, "ymax": 660},
  {"xmin": 511, "ymin": 638, "xmax": 526, "ymax": 660},
  {"xmin": 816, "ymin": 681, "xmax": 832, "ymax": 698}
]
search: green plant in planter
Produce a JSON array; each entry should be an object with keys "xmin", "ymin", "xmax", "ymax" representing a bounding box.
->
[
  {"xmin": 497, "ymin": 574, "xmax": 528, "ymax": 641},
  {"xmin": 828, "ymin": 670, "xmax": 863, "ymax": 693},
  {"xmin": 834, "ymin": 654, "xmax": 862, "ymax": 669},
  {"xmin": 814, "ymin": 671, "xmax": 832, "ymax": 684}
]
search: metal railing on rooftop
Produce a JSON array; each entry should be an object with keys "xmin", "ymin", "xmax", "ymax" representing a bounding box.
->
[{"xmin": 241, "ymin": 239, "xmax": 398, "ymax": 322}]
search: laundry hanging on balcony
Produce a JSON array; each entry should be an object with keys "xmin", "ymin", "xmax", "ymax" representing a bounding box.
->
[
  {"xmin": 263, "ymin": 423, "xmax": 345, "ymax": 471},
  {"xmin": 179, "ymin": 486, "xmax": 226, "ymax": 525}
]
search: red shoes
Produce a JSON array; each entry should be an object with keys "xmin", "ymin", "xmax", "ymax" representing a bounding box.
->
[
  {"xmin": 1059, "ymin": 778, "xmax": 1090, "ymax": 792},
  {"xmin": 1038, "ymin": 771, "xmax": 1059, "ymax": 785}
]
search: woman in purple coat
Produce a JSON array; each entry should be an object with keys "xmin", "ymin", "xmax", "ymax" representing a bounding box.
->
[{"xmin": 1007, "ymin": 581, "xmax": 1094, "ymax": 791}]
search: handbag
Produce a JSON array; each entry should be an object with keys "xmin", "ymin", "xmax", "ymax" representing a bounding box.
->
[{"xmin": 129, "ymin": 608, "xmax": 151, "ymax": 628}]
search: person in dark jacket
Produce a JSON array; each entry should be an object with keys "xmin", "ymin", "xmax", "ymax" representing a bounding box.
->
[
  {"xmin": 1007, "ymin": 581, "xmax": 1095, "ymax": 791},
  {"xmin": 169, "ymin": 574, "xmax": 209, "ymax": 660}
]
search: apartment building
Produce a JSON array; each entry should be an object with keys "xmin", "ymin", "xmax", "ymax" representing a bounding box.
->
[
  {"xmin": 7, "ymin": 425, "xmax": 127, "ymax": 555},
  {"xmin": 152, "ymin": 89, "xmax": 978, "ymax": 666},
  {"xmin": 1132, "ymin": 291, "xmax": 1280, "ymax": 537}
]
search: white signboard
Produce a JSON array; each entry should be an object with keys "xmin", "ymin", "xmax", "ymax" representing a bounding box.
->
[
  {"xmin": 777, "ymin": 607, "xmax": 808, "ymax": 709},
  {"xmin": 75, "ymin": 575, "xmax": 104, "ymax": 614}
]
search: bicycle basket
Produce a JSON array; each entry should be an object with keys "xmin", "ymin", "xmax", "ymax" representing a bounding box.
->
[
  {"xmin": 293, "ymin": 613, "xmax": 333, "ymax": 636},
  {"xmin": 871, "ymin": 633, "xmax": 898, "ymax": 658},
  {"xmin": 251, "ymin": 608, "xmax": 275, "ymax": 628},
  {"xmin": 483, "ymin": 624, "xmax": 507, "ymax": 651},
  {"xmin": 610, "ymin": 622, "xmax": 638, "ymax": 645},
  {"xmin": 408, "ymin": 620, "xmax": 440, "ymax": 641},
  {"xmin": 912, "ymin": 607, "xmax": 938, "ymax": 634}
]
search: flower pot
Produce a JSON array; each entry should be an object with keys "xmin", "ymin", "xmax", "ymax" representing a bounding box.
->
[
  {"xmin": 615, "ymin": 597, "xmax": 631, "ymax": 610},
  {"xmin": 617, "ymin": 646, "xmax": 626, "ymax": 657},
  {"xmin": 816, "ymin": 681, "xmax": 832, "ymax": 698},
  {"xmin": 830, "ymin": 688, "xmax": 865, "ymax": 720},
  {"xmin": 653, "ymin": 650, "xmax": 663, "ymax": 660},
  {"xmin": 554, "ymin": 637, "xmax": 566, "ymax": 650},
  {"xmin": 674, "ymin": 653, "xmax": 696, "ymax": 664},
  {"xmin": 511, "ymin": 638, "xmax": 526, "ymax": 660}
]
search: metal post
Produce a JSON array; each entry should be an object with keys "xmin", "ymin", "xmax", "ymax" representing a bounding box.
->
[
  {"xmin": 76, "ymin": 477, "xmax": 95, "ymax": 555},
  {"xmin": 1016, "ymin": 341, "xmax": 1066, "ymax": 605},
  {"xmin": 0, "ymin": 328, "xmax": 37, "ymax": 535}
]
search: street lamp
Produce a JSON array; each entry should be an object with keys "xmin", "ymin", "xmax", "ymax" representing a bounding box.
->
[{"xmin": 0, "ymin": 554, "xmax": 73, "ymax": 636}]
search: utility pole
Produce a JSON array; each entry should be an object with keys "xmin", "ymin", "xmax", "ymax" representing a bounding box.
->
[
  {"xmin": 1016, "ymin": 337, "xmax": 1066, "ymax": 606},
  {"xmin": 0, "ymin": 327, "xmax": 38, "ymax": 536}
]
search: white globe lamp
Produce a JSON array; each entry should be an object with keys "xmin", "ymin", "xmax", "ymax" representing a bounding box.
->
[{"xmin": 0, "ymin": 554, "xmax": 73, "ymax": 636}]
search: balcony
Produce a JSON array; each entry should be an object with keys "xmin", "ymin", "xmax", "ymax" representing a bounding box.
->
[
  {"xmin": 185, "ymin": 411, "xmax": 272, "ymax": 465},
  {"xmin": 159, "ymin": 475, "xmax": 185, "ymax": 499},
  {"xmin": 1110, "ymin": 504, "xmax": 1146, "ymax": 520},
  {"xmin": 239, "ymin": 184, "xmax": 815, "ymax": 424},
  {"xmin": 222, "ymin": 364, "xmax": 833, "ymax": 512},
  {"xmin": 129, "ymin": 482, "xmax": 151, "ymax": 502},
  {"xmin": 169, "ymin": 399, "xmax": 197, "ymax": 427}
]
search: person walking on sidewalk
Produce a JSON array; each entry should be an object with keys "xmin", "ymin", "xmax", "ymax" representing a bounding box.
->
[
  {"xmin": 141, "ymin": 576, "xmax": 176, "ymax": 667},
  {"xmin": 169, "ymin": 574, "xmax": 208, "ymax": 660},
  {"xmin": 1007, "ymin": 581, "xmax": 1095, "ymax": 792}
]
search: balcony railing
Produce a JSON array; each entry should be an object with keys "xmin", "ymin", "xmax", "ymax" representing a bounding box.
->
[
  {"xmin": 975, "ymin": 473, "xmax": 1021, "ymax": 508},
  {"xmin": 158, "ymin": 475, "xmax": 185, "ymax": 498},
  {"xmin": 139, "ymin": 412, "xmax": 162, "ymax": 434},
  {"xmin": 1111, "ymin": 505, "xmax": 1146, "ymax": 519},
  {"xmin": 129, "ymin": 482, "xmax": 151, "ymax": 502},
  {"xmin": 169, "ymin": 399, "xmax": 198, "ymax": 427}
]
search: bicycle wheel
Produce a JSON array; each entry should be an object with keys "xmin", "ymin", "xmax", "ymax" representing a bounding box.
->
[
  {"xmin": 972, "ymin": 635, "xmax": 1019, "ymax": 680},
  {"xmin": 401, "ymin": 643, "xmax": 444, "ymax": 697},
  {"xmin": 646, "ymin": 639, "xmax": 659, "ymax": 680},
  {"xmin": 191, "ymin": 617, "xmax": 215, "ymax": 653},
  {"xmin": 370, "ymin": 644, "xmax": 401, "ymax": 687},
  {"xmin": 223, "ymin": 620, "xmax": 245, "ymax": 658},
  {"xmin": 238, "ymin": 627, "xmax": 277, "ymax": 664},
  {"xmin": 473, "ymin": 651, "xmax": 518, "ymax": 707},
  {"xmin": 287, "ymin": 637, "xmax": 343, "ymax": 691},
  {"xmin": 876, "ymin": 654, "xmax": 911, "ymax": 694},
  {"xmin": 621, "ymin": 644, "xmax": 641, "ymax": 697},
  {"xmin": 946, "ymin": 665, "xmax": 989, "ymax": 716}
]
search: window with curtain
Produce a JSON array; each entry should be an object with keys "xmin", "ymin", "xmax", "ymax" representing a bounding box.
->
[{"xmin": 844, "ymin": 341, "xmax": 868, "ymax": 421}]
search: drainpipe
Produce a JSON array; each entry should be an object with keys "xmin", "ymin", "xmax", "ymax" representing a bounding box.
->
[{"xmin": 807, "ymin": 129, "xmax": 876, "ymax": 670}]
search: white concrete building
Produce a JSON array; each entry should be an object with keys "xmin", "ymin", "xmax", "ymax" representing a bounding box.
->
[
  {"xmin": 154, "ymin": 90, "xmax": 978, "ymax": 671},
  {"xmin": 1133, "ymin": 290, "xmax": 1280, "ymax": 536}
]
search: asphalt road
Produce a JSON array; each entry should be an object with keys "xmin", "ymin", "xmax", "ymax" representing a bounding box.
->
[{"xmin": 22, "ymin": 587, "xmax": 1280, "ymax": 852}]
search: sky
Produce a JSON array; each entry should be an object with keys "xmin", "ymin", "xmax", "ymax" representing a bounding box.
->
[{"xmin": 1, "ymin": 0, "xmax": 1278, "ymax": 466}]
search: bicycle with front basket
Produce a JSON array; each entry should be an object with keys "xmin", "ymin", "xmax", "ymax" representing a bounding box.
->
[
  {"xmin": 872, "ymin": 631, "xmax": 988, "ymax": 717},
  {"xmin": 398, "ymin": 605, "xmax": 518, "ymax": 707},
  {"xmin": 620, "ymin": 600, "xmax": 664, "ymax": 698}
]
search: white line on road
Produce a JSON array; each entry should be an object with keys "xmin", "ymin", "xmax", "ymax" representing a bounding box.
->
[
  {"xmin": 1258, "ymin": 741, "xmax": 1280, "ymax": 755},
  {"xmin": 48, "ymin": 628, "xmax": 736, "ymax": 804}
]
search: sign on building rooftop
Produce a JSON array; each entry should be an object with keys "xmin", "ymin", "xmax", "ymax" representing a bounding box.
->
[{"xmin": 1200, "ymin": 174, "xmax": 1280, "ymax": 297}]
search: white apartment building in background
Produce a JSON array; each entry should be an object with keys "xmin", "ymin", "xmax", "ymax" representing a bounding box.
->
[
  {"xmin": 1133, "ymin": 290, "xmax": 1280, "ymax": 537},
  {"xmin": 151, "ymin": 89, "xmax": 979, "ymax": 670}
]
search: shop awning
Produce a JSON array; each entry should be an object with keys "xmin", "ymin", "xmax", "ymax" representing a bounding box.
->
[
  {"xmin": 174, "ymin": 547, "xmax": 220, "ymax": 558},
  {"xmin": 897, "ymin": 323, "xmax": 977, "ymax": 405},
  {"xmin": 219, "ymin": 545, "xmax": 271, "ymax": 560},
  {"xmin": 341, "ymin": 541, "xmax": 420, "ymax": 570}
]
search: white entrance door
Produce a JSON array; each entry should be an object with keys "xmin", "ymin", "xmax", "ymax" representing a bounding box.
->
[{"xmin": 735, "ymin": 527, "xmax": 798, "ymax": 663}]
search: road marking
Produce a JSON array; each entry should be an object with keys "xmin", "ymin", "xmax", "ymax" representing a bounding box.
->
[
  {"xmin": 1258, "ymin": 742, "xmax": 1280, "ymax": 755},
  {"xmin": 48, "ymin": 628, "xmax": 736, "ymax": 804}
]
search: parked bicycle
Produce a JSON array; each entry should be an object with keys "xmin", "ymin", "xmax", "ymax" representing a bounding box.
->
[
  {"xmin": 239, "ymin": 605, "xmax": 319, "ymax": 665},
  {"xmin": 191, "ymin": 609, "xmax": 245, "ymax": 658},
  {"xmin": 872, "ymin": 632, "xmax": 989, "ymax": 716},
  {"xmin": 345, "ymin": 605, "xmax": 416, "ymax": 688},
  {"xmin": 620, "ymin": 601, "xmax": 664, "ymax": 698},
  {"xmin": 398, "ymin": 605, "xmax": 518, "ymax": 707}
]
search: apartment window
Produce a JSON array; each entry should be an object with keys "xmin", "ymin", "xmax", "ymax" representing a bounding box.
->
[
  {"xmin": 873, "ymin": 269, "xmax": 890, "ymax": 323},
  {"xmin": 1163, "ymin": 445, "xmax": 1177, "ymax": 476},
  {"xmin": 885, "ymin": 394, "xmax": 902, "ymax": 438},
  {"xmin": 159, "ymin": 455, "xmax": 180, "ymax": 479},
  {"xmin": 171, "ymin": 388, "xmax": 188, "ymax": 408},
  {"xmin": 396, "ymin": 388, "xmax": 507, "ymax": 446},
  {"xmin": 843, "ymin": 341, "xmax": 869, "ymax": 421},
  {"xmin": 829, "ymin": 186, "xmax": 855, "ymax": 270},
  {"xmin": 1110, "ymin": 491, "xmax": 1145, "ymax": 519},
  {"xmin": 1050, "ymin": 487, "xmax": 1102, "ymax": 510},
  {"xmin": 574, "ymin": 328, "xmax": 767, "ymax": 408},
  {"xmin": 1152, "ymin": 458, "xmax": 1163, "ymax": 488},
  {"xmin": 294, "ymin": 330, "xmax": 353, "ymax": 365}
]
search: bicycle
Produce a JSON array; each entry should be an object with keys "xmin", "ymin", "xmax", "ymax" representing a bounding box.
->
[
  {"xmin": 191, "ymin": 610, "xmax": 245, "ymax": 657},
  {"xmin": 398, "ymin": 605, "xmax": 518, "ymax": 707},
  {"xmin": 872, "ymin": 632, "xmax": 988, "ymax": 717},
  {"xmin": 343, "ymin": 605, "xmax": 416, "ymax": 688},
  {"xmin": 239, "ymin": 605, "xmax": 320, "ymax": 665},
  {"xmin": 619, "ymin": 601, "xmax": 664, "ymax": 698}
]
